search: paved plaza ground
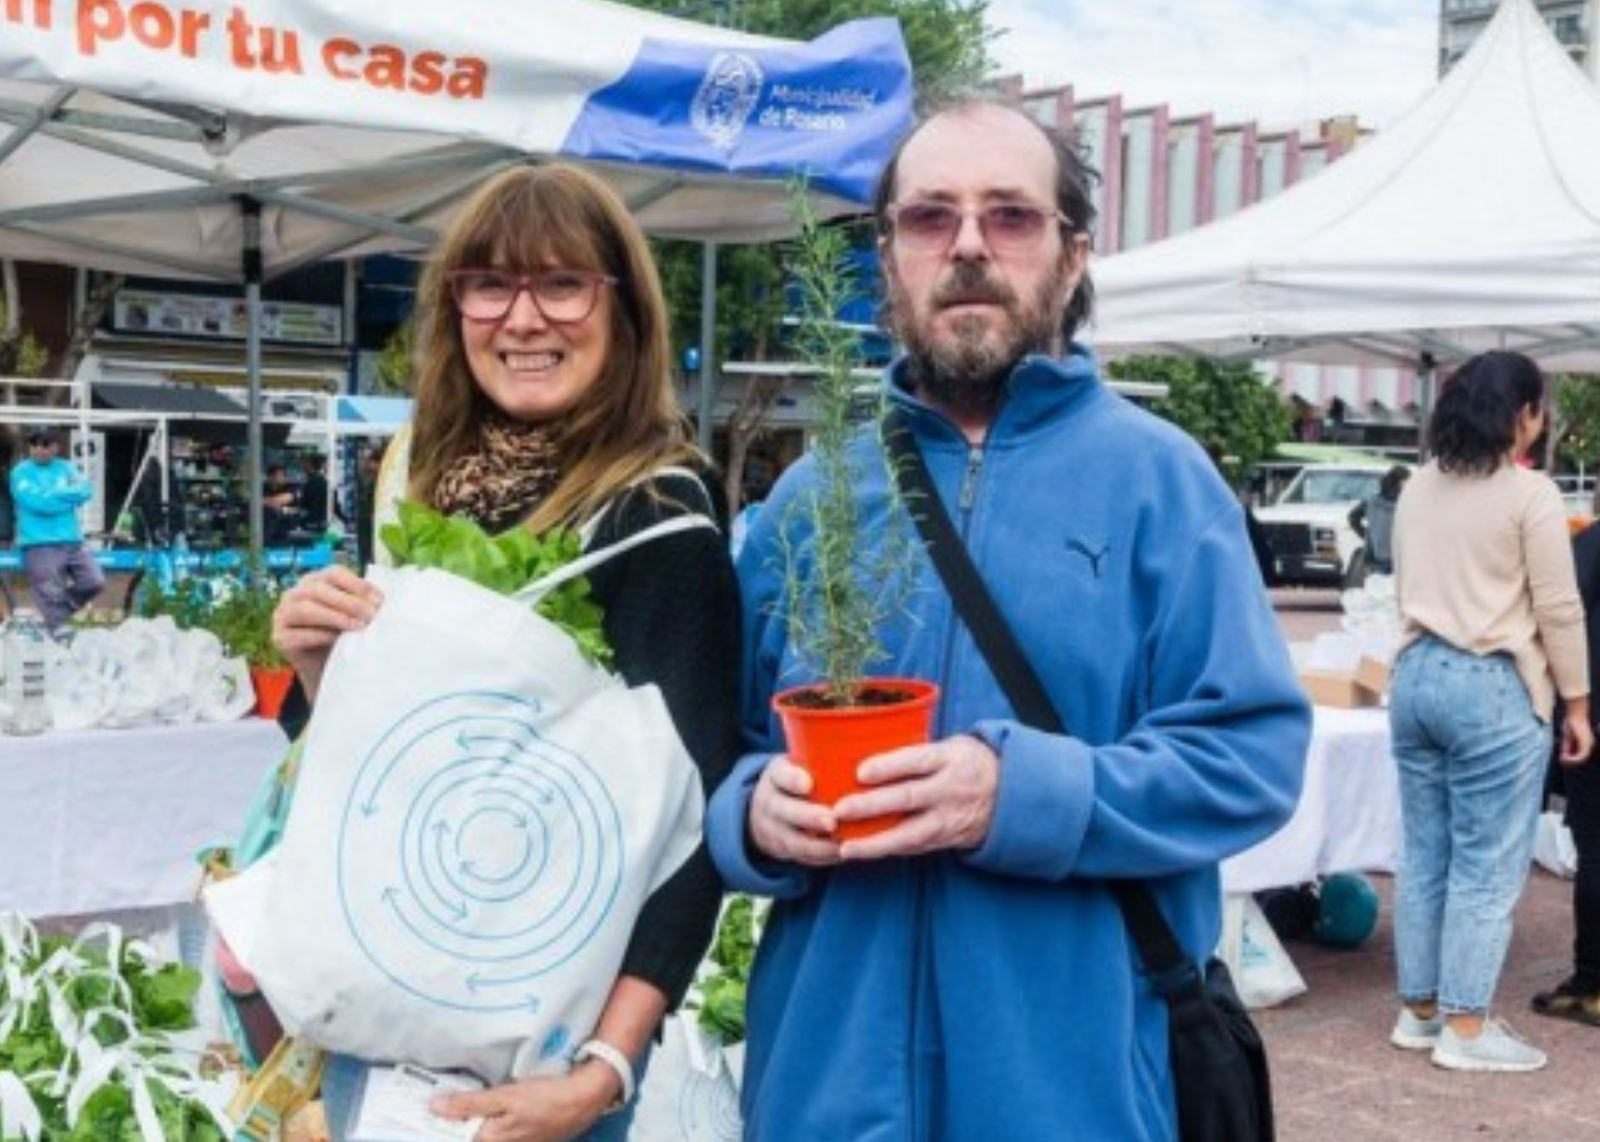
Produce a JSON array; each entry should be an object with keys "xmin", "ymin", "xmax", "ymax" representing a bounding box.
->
[{"xmin": 1264, "ymin": 871, "xmax": 1599, "ymax": 1142}]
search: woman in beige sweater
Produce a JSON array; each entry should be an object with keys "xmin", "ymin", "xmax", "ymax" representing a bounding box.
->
[{"xmin": 1388, "ymin": 351, "xmax": 1592, "ymax": 1074}]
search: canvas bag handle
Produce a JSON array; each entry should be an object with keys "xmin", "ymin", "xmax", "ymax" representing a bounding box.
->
[
  {"xmin": 511, "ymin": 512, "xmax": 716, "ymax": 604},
  {"xmin": 513, "ymin": 464, "xmax": 716, "ymax": 601}
]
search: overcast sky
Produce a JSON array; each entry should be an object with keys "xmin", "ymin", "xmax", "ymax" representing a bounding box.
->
[{"xmin": 984, "ymin": 0, "xmax": 1440, "ymax": 129}]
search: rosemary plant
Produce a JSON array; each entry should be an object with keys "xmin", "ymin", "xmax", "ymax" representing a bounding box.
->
[{"xmin": 778, "ymin": 181, "xmax": 922, "ymax": 706}]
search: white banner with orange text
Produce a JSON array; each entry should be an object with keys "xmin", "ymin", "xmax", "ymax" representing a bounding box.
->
[{"xmin": 0, "ymin": 0, "xmax": 912, "ymax": 202}]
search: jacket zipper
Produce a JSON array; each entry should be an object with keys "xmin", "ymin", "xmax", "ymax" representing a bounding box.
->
[
  {"xmin": 917, "ymin": 443, "xmax": 986, "ymax": 1139},
  {"xmin": 957, "ymin": 444, "xmax": 984, "ymax": 514},
  {"xmin": 900, "ymin": 426, "xmax": 986, "ymax": 1138},
  {"xmin": 938, "ymin": 443, "xmax": 987, "ymax": 703}
]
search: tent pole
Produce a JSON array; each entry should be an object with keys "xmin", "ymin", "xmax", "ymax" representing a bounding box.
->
[
  {"xmin": 1415, "ymin": 352, "xmax": 1437, "ymax": 463},
  {"xmin": 241, "ymin": 195, "xmax": 265, "ymax": 562},
  {"xmin": 695, "ymin": 241, "xmax": 719, "ymax": 455},
  {"xmin": 158, "ymin": 420, "xmax": 170, "ymax": 540}
]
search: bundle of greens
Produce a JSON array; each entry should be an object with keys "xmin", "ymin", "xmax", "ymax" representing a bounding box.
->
[
  {"xmin": 0, "ymin": 913, "xmax": 228, "ymax": 1142},
  {"xmin": 379, "ymin": 502, "xmax": 612, "ymax": 668},
  {"xmin": 692, "ymin": 895, "xmax": 763, "ymax": 1045}
]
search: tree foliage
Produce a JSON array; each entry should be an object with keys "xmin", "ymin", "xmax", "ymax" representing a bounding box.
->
[
  {"xmin": 0, "ymin": 283, "xmax": 49, "ymax": 378},
  {"xmin": 373, "ymin": 321, "xmax": 416, "ymax": 395},
  {"xmin": 1109, "ymin": 355, "xmax": 1293, "ymax": 478},
  {"xmin": 1552, "ymin": 374, "xmax": 1600, "ymax": 474}
]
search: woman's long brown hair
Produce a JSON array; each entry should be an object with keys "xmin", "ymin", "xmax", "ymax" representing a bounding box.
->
[{"xmin": 408, "ymin": 164, "xmax": 700, "ymax": 532}]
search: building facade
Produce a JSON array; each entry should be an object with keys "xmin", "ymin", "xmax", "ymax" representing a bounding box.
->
[
  {"xmin": 1006, "ymin": 80, "xmax": 1360, "ymax": 258},
  {"xmin": 1439, "ymin": 0, "xmax": 1595, "ymax": 73}
]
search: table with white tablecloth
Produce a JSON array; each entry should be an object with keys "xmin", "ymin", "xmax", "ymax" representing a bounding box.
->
[
  {"xmin": 0, "ymin": 719, "xmax": 286, "ymax": 918},
  {"xmin": 1223, "ymin": 704, "xmax": 1401, "ymax": 893}
]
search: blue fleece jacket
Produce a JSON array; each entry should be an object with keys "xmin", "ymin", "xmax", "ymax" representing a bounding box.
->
[
  {"xmin": 706, "ymin": 348, "xmax": 1310, "ymax": 1142},
  {"xmin": 9, "ymin": 456, "xmax": 92, "ymax": 548}
]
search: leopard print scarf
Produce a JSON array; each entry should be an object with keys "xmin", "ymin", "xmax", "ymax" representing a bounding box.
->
[{"xmin": 433, "ymin": 413, "xmax": 562, "ymax": 533}]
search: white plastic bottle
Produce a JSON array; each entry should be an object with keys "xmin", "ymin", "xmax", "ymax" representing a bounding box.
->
[{"xmin": 3, "ymin": 608, "xmax": 53, "ymax": 736}]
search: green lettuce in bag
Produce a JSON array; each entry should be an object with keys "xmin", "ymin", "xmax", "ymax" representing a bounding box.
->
[{"xmin": 380, "ymin": 502, "xmax": 612, "ymax": 668}]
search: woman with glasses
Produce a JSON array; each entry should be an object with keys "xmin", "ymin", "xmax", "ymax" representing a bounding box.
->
[
  {"xmin": 1388, "ymin": 350, "xmax": 1592, "ymax": 1073},
  {"xmin": 269, "ymin": 165, "xmax": 741, "ymax": 1141}
]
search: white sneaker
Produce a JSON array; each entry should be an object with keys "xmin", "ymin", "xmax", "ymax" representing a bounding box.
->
[
  {"xmin": 1390, "ymin": 1008, "xmax": 1443, "ymax": 1051},
  {"xmin": 1431, "ymin": 1019, "xmax": 1547, "ymax": 1073}
]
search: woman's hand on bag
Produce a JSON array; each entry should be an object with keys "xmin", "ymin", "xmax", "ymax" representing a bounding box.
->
[
  {"xmin": 270, "ymin": 566, "xmax": 381, "ymax": 702},
  {"xmin": 430, "ymin": 1069, "xmax": 615, "ymax": 1142},
  {"xmin": 749, "ymin": 755, "xmax": 842, "ymax": 867}
]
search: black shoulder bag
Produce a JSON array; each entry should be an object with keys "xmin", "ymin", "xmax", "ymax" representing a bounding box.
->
[{"xmin": 885, "ymin": 412, "xmax": 1274, "ymax": 1142}]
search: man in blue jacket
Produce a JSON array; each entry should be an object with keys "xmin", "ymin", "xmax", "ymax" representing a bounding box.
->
[
  {"xmin": 707, "ymin": 101, "xmax": 1312, "ymax": 1140},
  {"xmin": 9, "ymin": 428, "xmax": 103, "ymax": 635}
]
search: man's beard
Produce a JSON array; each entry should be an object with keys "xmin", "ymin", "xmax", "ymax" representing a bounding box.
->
[{"xmin": 892, "ymin": 259, "xmax": 1067, "ymax": 420}]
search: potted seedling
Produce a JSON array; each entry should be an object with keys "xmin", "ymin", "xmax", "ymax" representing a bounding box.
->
[
  {"xmin": 770, "ymin": 185, "xmax": 934, "ymax": 838},
  {"xmin": 208, "ymin": 571, "xmax": 295, "ymax": 719}
]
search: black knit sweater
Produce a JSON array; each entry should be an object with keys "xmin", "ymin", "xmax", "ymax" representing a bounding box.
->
[
  {"xmin": 581, "ymin": 470, "xmax": 742, "ymax": 1007},
  {"xmin": 280, "ymin": 469, "xmax": 741, "ymax": 1010}
]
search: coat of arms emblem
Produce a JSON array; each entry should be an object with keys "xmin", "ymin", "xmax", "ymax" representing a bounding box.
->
[{"xmin": 692, "ymin": 52, "xmax": 763, "ymax": 148}]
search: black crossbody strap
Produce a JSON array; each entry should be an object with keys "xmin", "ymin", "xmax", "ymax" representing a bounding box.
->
[
  {"xmin": 884, "ymin": 411, "xmax": 1064, "ymax": 736},
  {"xmin": 884, "ymin": 409, "xmax": 1195, "ymax": 988}
]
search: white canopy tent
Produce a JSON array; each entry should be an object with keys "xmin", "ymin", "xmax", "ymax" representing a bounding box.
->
[
  {"xmin": 1089, "ymin": 0, "xmax": 1600, "ymax": 373},
  {"xmin": 0, "ymin": 0, "xmax": 914, "ymax": 552}
]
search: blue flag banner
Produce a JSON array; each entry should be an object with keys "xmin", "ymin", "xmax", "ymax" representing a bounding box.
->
[{"xmin": 564, "ymin": 18, "xmax": 914, "ymax": 205}]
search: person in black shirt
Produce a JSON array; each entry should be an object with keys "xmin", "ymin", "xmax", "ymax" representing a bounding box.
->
[
  {"xmin": 293, "ymin": 453, "xmax": 329, "ymax": 536},
  {"xmin": 1532, "ymin": 523, "xmax": 1600, "ymax": 1027}
]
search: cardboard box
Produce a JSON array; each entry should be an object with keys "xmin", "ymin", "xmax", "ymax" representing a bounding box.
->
[
  {"xmin": 1298, "ymin": 669, "xmax": 1382, "ymax": 709},
  {"xmin": 1354, "ymin": 654, "xmax": 1391, "ymax": 696}
]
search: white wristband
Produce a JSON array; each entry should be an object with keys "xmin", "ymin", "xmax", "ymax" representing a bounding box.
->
[{"xmin": 573, "ymin": 1038, "xmax": 635, "ymax": 1113}]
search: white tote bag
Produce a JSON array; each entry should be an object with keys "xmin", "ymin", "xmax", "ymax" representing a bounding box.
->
[
  {"xmin": 206, "ymin": 516, "xmax": 710, "ymax": 1083},
  {"xmin": 1218, "ymin": 893, "xmax": 1307, "ymax": 1011},
  {"xmin": 630, "ymin": 1016, "xmax": 741, "ymax": 1142}
]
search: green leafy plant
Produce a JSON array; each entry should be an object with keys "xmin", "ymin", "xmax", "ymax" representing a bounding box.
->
[
  {"xmin": 131, "ymin": 576, "xmax": 217, "ymax": 633},
  {"xmin": 380, "ymin": 502, "xmax": 612, "ymax": 668},
  {"xmin": 776, "ymin": 182, "xmax": 921, "ymax": 706},
  {"xmin": 691, "ymin": 895, "xmax": 765, "ymax": 1045},
  {"xmin": 0, "ymin": 913, "xmax": 226, "ymax": 1142},
  {"xmin": 129, "ymin": 565, "xmax": 287, "ymax": 670},
  {"xmin": 205, "ymin": 572, "xmax": 289, "ymax": 670}
]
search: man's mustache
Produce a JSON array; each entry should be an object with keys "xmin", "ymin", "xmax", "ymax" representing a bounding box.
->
[{"xmin": 931, "ymin": 263, "xmax": 1017, "ymax": 309}]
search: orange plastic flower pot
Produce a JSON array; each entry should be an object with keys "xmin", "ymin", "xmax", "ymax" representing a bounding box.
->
[
  {"xmin": 773, "ymin": 678, "xmax": 940, "ymax": 840},
  {"xmin": 250, "ymin": 666, "xmax": 296, "ymax": 720}
]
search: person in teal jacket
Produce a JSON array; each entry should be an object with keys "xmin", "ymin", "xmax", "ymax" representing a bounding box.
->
[
  {"xmin": 706, "ymin": 101, "xmax": 1311, "ymax": 1141},
  {"xmin": 9, "ymin": 428, "xmax": 103, "ymax": 635}
]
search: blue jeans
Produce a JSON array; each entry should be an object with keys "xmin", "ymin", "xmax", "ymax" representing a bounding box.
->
[
  {"xmin": 320, "ymin": 1052, "xmax": 646, "ymax": 1142},
  {"xmin": 1389, "ymin": 637, "xmax": 1550, "ymax": 1014}
]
